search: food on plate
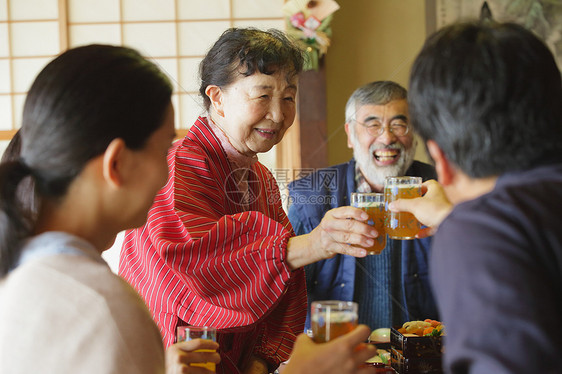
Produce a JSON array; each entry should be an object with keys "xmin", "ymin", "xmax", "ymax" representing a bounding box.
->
[
  {"xmin": 366, "ymin": 349, "xmax": 391, "ymax": 365},
  {"xmin": 390, "ymin": 320, "xmax": 445, "ymax": 373},
  {"xmin": 397, "ymin": 319, "xmax": 445, "ymax": 337},
  {"xmin": 369, "ymin": 327, "xmax": 391, "ymax": 343}
]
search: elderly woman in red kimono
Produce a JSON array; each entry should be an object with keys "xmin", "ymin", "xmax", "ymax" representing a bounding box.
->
[{"xmin": 119, "ymin": 28, "xmax": 377, "ymax": 374}]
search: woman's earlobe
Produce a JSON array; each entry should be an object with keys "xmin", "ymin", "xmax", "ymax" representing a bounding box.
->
[
  {"xmin": 103, "ymin": 138, "xmax": 126, "ymax": 188},
  {"xmin": 205, "ymin": 85, "xmax": 225, "ymax": 117}
]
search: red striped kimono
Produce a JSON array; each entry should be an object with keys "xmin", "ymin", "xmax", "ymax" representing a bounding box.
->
[{"xmin": 119, "ymin": 117, "xmax": 307, "ymax": 373}]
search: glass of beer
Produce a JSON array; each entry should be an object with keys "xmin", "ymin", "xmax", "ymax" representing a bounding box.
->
[
  {"xmin": 384, "ymin": 176, "xmax": 422, "ymax": 240},
  {"xmin": 351, "ymin": 192, "xmax": 386, "ymax": 254},
  {"xmin": 310, "ymin": 300, "xmax": 358, "ymax": 343},
  {"xmin": 176, "ymin": 326, "xmax": 217, "ymax": 372}
]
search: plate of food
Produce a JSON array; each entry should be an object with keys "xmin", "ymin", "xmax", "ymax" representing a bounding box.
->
[{"xmin": 391, "ymin": 319, "xmax": 445, "ymax": 374}]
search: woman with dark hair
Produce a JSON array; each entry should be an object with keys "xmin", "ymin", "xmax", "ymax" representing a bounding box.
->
[
  {"xmin": 119, "ymin": 28, "xmax": 377, "ymax": 374},
  {"xmin": 0, "ymin": 130, "xmax": 38, "ymax": 219},
  {"xmin": 0, "ymin": 44, "xmax": 191, "ymax": 373},
  {"xmin": 0, "ymin": 130, "xmax": 22, "ymax": 164}
]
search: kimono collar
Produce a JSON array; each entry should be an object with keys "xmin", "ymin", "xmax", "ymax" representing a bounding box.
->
[{"xmin": 207, "ymin": 118, "xmax": 258, "ymax": 170}]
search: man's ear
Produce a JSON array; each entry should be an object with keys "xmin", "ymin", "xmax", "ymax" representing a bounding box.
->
[
  {"xmin": 427, "ymin": 139, "xmax": 455, "ymax": 186},
  {"xmin": 344, "ymin": 122, "xmax": 353, "ymax": 149},
  {"xmin": 102, "ymin": 138, "xmax": 127, "ymax": 188},
  {"xmin": 205, "ymin": 85, "xmax": 224, "ymax": 117}
]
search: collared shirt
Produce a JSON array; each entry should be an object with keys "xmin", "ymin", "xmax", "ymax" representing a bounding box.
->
[
  {"xmin": 289, "ymin": 158, "xmax": 439, "ymax": 331},
  {"xmin": 354, "ymin": 163, "xmax": 372, "ymax": 193},
  {"xmin": 16, "ymin": 231, "xmax": 103, "ymax": 269}
]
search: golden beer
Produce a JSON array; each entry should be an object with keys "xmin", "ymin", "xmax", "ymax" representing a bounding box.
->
[
  {"xmin": 351, "ymin": 193, "xmax": 386, "ymax": 254},
  {"xmin": 190, "ymin": 352, "xmax": 215, "ymax": 371},
  {"xmin": 176, "ymin": 326, "xmax": 217, "ymax": 372},
  {"xmin": 310, "ymin": 300, "xmax": 358, "ymax": 343},
  {"xmin": 384, "ymin": 177, "xmax": 422, "ymax": 240},
  {"xmin": 311, "ymin": 318, "xmax": 357, "ymax": 343}
]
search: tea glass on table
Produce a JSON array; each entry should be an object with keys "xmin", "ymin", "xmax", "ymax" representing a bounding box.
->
[
  {"xmin": 176, "ymin": 326, "xmax": 217, "ymax": 372},
  {"xmin": 384, "ymin": 176, "xmax": 422, "ymax": 240},
  {"xmin": 351, "ymin": 192, "xmax": 386, "ymax": 254},
  {"xmin": 310, "ymin": 300, "xmax": 358, "ymax": 343}
]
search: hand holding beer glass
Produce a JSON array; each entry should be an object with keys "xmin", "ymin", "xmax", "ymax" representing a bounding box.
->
[
  {"xmin": 351, "ymin": 193, "xmax": 386, "ymax": 254},
  {"xmin": 176, "ymin": 326, "xmax": 218, "ymax": 372},
  {"xmin": 310, "ymin": 300, "xmax": 358, "ymax": 343},
  {"xmin": 384, "ymin": 176, "xmax": 422, "ymax": 240}
]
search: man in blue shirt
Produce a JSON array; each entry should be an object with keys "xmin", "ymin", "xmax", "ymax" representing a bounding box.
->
[{"xmin": 288, "ymin": 81, "xmax": 438, "ymax": 331}]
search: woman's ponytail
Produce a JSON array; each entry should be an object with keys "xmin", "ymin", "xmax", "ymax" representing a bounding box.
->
[{"xmin": 0, "ymin": 160, "xmax": 35, "ymax": 276}]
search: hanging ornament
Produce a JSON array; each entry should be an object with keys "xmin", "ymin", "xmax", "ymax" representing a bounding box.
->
[{"xmin": 283, "ymin": 0, "xmax": 340, "ymax": 71}]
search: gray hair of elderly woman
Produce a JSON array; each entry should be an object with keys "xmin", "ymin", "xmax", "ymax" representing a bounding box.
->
[
  {"xmin": 345, "ymin": 81, "xmax": 408, "ymax": 123},
  {"xmin": 199, "ymin": 27, "xmax": 304, "ymax": 112}
]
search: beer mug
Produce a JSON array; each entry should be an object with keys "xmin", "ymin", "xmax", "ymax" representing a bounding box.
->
[
  {"xmin": 176, "ymin": 326, "xmax": 217, "ymax": 372},
  {"xmin": 310, "ymin": 300, "xmax": 358, "ymax": 343},
  {"xmin": 351, "ymin": 192, "xmax": 386, "ymax": 254},
  {"xmin": 384, "ymin": 176, "xmax": 422, "ymax": 240}
]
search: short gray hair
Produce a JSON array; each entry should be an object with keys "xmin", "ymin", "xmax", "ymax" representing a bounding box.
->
[{"xmin": 345, "ymin": 81, "xmax": 407, "ymax": 123}]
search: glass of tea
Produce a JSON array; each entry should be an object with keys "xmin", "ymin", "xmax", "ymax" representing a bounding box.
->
[
  {"xmin": 310, "ymin": 300, "xmax": 358, "ymax": 343},
  {"xmin": 176, "ymin": 326, "xmax": 217, "ymax": 372},
  {"xmin": 351, "ymin": 192, "xmax": 386, "ymax": 254},
  {"xmin": 384, "ymin": 176, "xmax": 422, "ymax": 240}
]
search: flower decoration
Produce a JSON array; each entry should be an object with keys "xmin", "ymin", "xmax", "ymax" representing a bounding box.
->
[{"xmin": 283, "ymin": 0, "xmax": 340, "ymax": 71}]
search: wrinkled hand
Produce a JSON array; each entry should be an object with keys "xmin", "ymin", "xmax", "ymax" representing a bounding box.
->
[
  {"xmin": 166, "ymin": 339, "xmax": 220, "ymax": 374},
  {"xmin": 287, "ymin": 206, "xmax": 378, "ymax": 269},
  {"xmin": 388, "ymin": 179, "xmax": 452, "ymax": 238},
  {"xmin": 283, "ymin": 325, "xmax": 376, "ymax": 374}
]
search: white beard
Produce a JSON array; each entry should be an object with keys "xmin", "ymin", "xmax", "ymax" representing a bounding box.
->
[{"xmin": 352, "ymin": 133, "xmax": 417, "ymax": 187}]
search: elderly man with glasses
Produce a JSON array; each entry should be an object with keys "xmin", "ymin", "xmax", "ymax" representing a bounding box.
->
[{"xmin": 288, "ymin": 81, "xmax": 439, "ymax": 333}]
